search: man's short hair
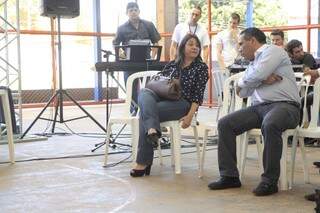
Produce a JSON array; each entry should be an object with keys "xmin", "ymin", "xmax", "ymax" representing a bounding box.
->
[
  {"xmin": 240, "ymin": 27, "xmax": 266, "ymax": 44},
  {"xmin": 193, "ymin": 5, "xmax": 202, "ymax": 14},
  {"xmin": 231, "ymin": 12, "xmax": 240, "ymax": 23},
  {"xmin": 126, "ymin": 2, "xmax": 139, "ymax": 11},
  {"xmin": 286, "ymin": 39, "xmax": 302, "ymax": 54},
  {"xmin": 270, "ymin": 29, "xmax": 284, "ymax": 39}
]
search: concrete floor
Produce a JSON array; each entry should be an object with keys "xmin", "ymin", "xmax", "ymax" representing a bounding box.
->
[{"xmin": 0, "ymin": 104, "xmax": 319, "ymax": 212}]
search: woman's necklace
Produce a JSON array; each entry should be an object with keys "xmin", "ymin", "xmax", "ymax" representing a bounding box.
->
[{"xmin": 188, "ymin": 24, "xmax": 198, "ymax": 35}]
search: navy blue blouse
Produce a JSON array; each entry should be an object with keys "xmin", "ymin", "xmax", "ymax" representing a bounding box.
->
[{"xmin": 161, "ymin": 60, "xmax": 209, "ymax": 105}]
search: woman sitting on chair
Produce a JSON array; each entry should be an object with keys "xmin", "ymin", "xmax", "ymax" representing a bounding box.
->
[{"xmin": 130, "ymin": 34, "xmax": 209, "ymax": 177}]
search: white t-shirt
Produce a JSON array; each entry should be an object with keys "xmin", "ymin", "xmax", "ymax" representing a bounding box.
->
[
  {"xmin": 171, "ymin": 23, "xmax": 210, "ymax": 47},
  {"xmin": 215, "ymin": 29, "xmax": 240, "ymax": 67}
]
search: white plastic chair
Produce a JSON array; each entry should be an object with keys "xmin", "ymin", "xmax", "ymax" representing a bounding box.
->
[
  {"xmin": 0, "ymin": 89, "xmax": 15, "ymax": 163},
  {"xmin": 103, "ymin": 71, "xmax": 159, "ymax": 166},
  {"xmin": 157, "ymin": 115, "xmax": 199, "ymax": 174},
  {"xmin": 212, "ymin": 70, "xmax": 225, "ymax": 122},
  {"xmin": 239, "ymin": 74, "xmax": 311, "ymax": 190},
  {"xmin": 290, "ymin": 76, "xmax": 320, "ymax": 187},
  {"xmin": 199, "ymin": 72, "xmax": 245, "ymax": 178}
]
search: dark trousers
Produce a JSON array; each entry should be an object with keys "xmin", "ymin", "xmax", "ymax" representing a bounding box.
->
[
  {"xmin": 136, "ymin": 88, "xmax": 191, "ymax": 165},
  {"xmin": 300, "ymin": 91, "xmax": 315, "ymax": 124},
  {"xmin": 217, "ymin": 102, "xmax": 300, "ymax": 184}
]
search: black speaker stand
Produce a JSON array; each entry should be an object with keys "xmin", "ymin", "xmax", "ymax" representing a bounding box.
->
[{"xmin": 20, "ymin": 16, "xmax": 106, "ymax": 139}]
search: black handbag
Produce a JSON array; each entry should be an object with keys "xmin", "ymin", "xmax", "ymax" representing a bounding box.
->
[{"xmin": 146, "ymin": 70, "xmax": 181, "ymax": 100}]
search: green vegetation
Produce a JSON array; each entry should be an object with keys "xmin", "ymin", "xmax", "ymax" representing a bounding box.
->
[{"xmin": 179, "ymin": 0, "xmax": 288, "ymax": 30}]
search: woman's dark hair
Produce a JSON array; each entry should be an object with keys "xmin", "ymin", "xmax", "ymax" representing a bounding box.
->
[
  {"xmin": 175, "ymin": 34, "xmax": 202, "ymax": 68},
  {"xmin": 240, "ymin": 27, "xmax": 266, "ymax": 44}
]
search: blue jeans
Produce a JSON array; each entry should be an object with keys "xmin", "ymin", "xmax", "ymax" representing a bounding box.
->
[{"xmin": 136, "ymin": 88, "xmax": 191, "ymax": 165}]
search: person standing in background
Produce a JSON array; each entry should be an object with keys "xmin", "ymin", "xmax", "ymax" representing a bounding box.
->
[
  {"xmin": 215, "ymin": 12, "xmax": 241, "ymax": 74},
  {"xmin": 113, "ymin": 2, "xmax": 161, "ymax": 113},
  {"xmin": 170, "ymin": 5, "xmax": 210, "ymax": 64}
]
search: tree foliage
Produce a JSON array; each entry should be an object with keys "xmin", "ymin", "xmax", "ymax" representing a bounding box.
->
[{"xmin": 179, "ymin": 0, "xmax": 287, "ymax": 30}]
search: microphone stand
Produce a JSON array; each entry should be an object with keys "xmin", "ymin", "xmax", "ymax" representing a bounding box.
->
[{"xmin": 91, "ymin": 50, "xmax": 131, "ymax": 152}]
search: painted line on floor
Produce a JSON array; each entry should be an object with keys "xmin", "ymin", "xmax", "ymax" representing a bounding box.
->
[{"xmin": 61, "ymin": 164, "xmax": 136, "ymax": 212}]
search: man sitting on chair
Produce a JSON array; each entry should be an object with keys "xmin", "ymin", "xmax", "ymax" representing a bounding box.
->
[
  {"xmin": 113, "ymin": 2, "xmax": 161, "ymax": 114},
  {"xmin": 208, "ymin": 27, "xmax": 300, "ymax": 196},
  {"xmin": 286, "ymin": 39, "xmax": 317, "ymax": 69}
]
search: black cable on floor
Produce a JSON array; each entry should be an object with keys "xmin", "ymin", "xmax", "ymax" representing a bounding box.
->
[
  {"xmin": 0, "ymin": 146, "xmax": 218, "ymax": 167},
  {"xmin": 0, "ymin": 151, "xmax": 129, "ymax": 164}
]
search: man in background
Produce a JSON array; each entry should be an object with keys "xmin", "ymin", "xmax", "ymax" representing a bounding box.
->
[
  {"xmin": 270, "ymin": 29, "xmax": 285, "ymax": 48},
  {"xmin": 216, "ymin": 12, "xmax": 241, "ymax": 74},
  {"xmin": 286, "ymin": 39, "xmax": 317, "ymax": 69},
  {"xmin": 170, "ymin": 5, "xmax": 210, "ymax": 64},
  {"xmin": 113, "ymin": 2, "xmax": 161, "ymax": 113}
]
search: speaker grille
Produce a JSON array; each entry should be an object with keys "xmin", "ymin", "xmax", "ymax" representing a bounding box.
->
[{"xmin": 41, "ymin": 0, "xmax": 80, "ymax": 18}]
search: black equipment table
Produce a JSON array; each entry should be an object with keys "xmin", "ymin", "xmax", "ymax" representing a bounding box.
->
[
  {"xmin": 292, "ymin": 64, "xmax": 304, "ymax": 72},
  {"xmin": 95, "ymin": 61, "xmax": 168, "ymax": 72},
  {"xmin": 228, "ymin": 64, "xmax": 247, "ymax": 74}
]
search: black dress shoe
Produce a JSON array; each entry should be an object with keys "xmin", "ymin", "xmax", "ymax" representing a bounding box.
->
[
  {"xmin": 130, "ymin": 165, "xmax": 151, "ymax": 177},
  {"xmin": 313, "ymin": 161, "xmax": 320, "ymax": 168},
  {"xmin": 208, "ymin": 176, "xmax": 241, "ymax": 190},
  {"xmin": 147, "ymin": 133, "xmax": 159, "ymax": 148},
  {"xmin": 305, "ymin": 193, "xmax": 316, "ymax": 201},
  {"xmin": 253, "ymin": 181, "xmax": 278, "ymax": 196}
]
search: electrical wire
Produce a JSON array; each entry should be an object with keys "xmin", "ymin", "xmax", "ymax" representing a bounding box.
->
[
  {"xmin": 103, "ymin": 153, "xmax": 132, "ymax": 168},
  {"xmin": 0, "ymin": 151, "xmax": 126, "ymax": 164},
  {"xmin": 0, "ymin": 145, "xmax": 218, "ymax": 168}
]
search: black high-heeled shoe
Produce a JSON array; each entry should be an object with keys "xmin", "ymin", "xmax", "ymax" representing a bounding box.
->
[{"xmin": 130, "ymin": 165, "xmax": 151, "ymax": 177}]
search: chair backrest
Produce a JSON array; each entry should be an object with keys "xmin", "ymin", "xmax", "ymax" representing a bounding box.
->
[
  {"xmin": 220, "ymin": 72, "xmax": 245, "ymax": 118},
  {"xmin": 125, "ymin": 71, "xmax": 159, "ymax": 116},
  {"xmin": 212, "ymin": 71, "xmax": 225, "ymax": 105},
  {"xmin": 294, "ymin": 73, "xmax": 311, "ymax": 126},
  {"xmin": 308, "ymin": 77, "xmax": 320, "ymax": 128},
  {"xmin": 294, "ymin": 73, "xmax": 311, "ymax": 93}
]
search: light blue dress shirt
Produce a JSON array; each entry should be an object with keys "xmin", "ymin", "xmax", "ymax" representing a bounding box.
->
[{"xmin": 237, "ymin": 44, "xmax": 300, "ymax": 105}]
